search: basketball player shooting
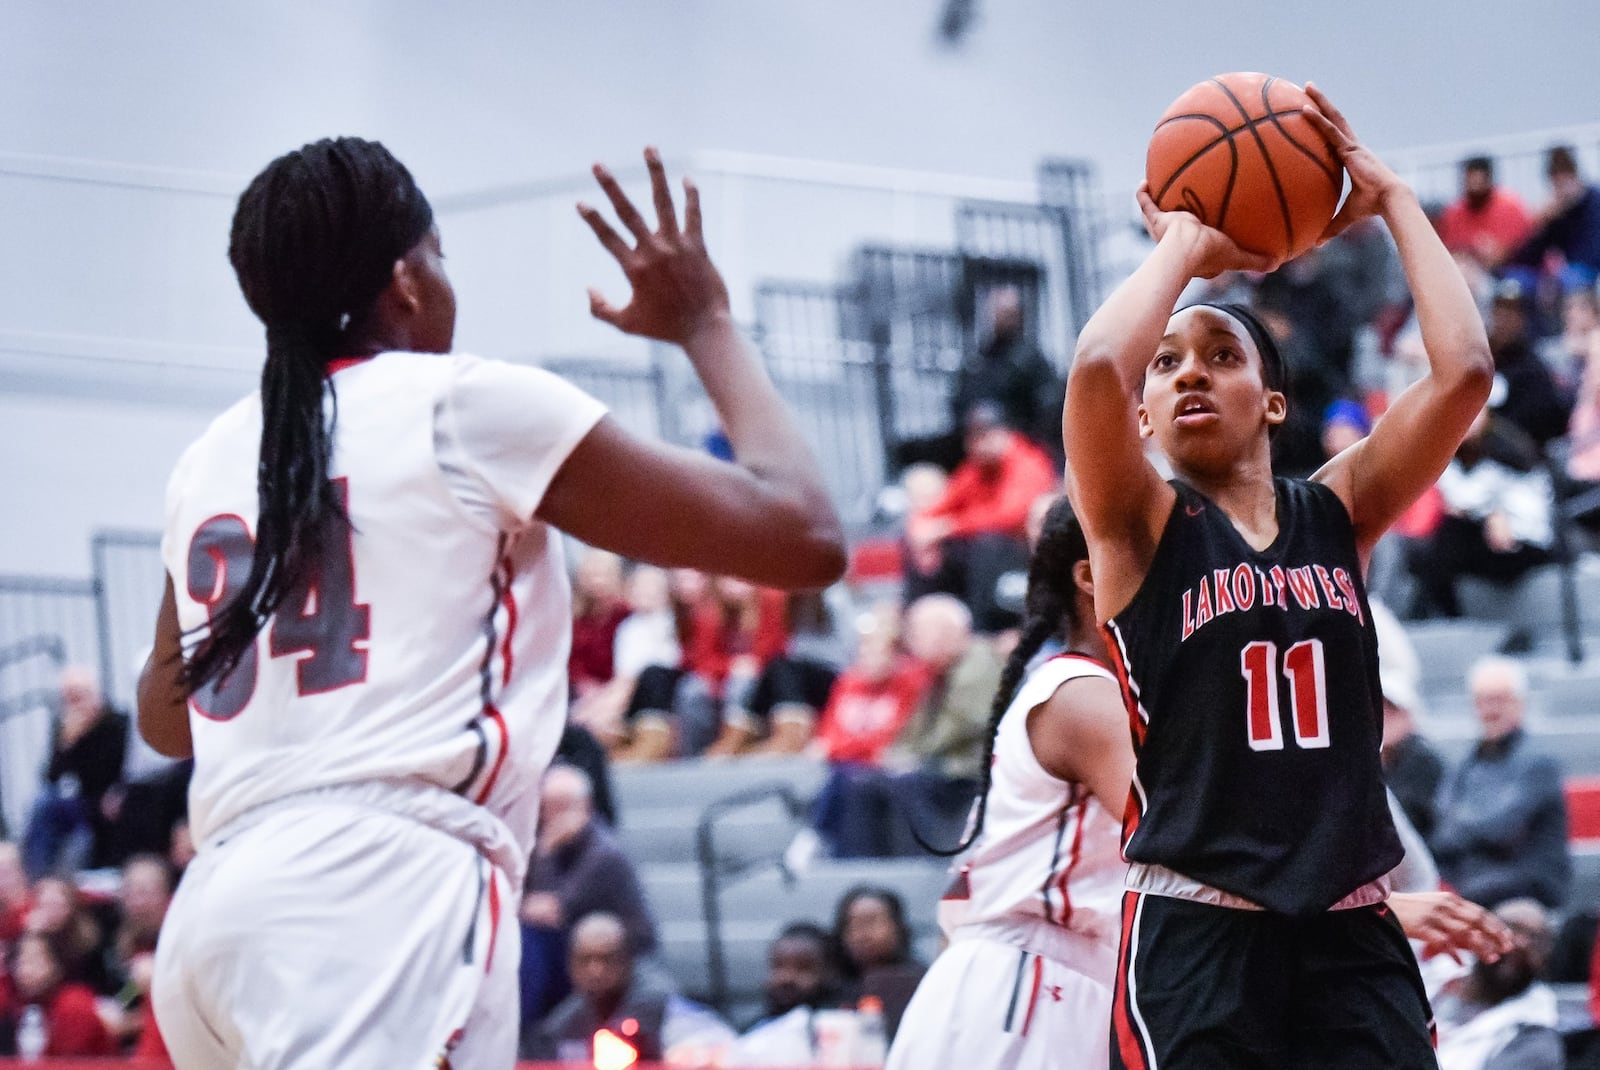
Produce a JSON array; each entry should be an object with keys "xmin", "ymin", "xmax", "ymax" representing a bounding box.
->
[{"xmin": 1064, "ymin": 85, "xmax": 1494, "ymax": 1068}]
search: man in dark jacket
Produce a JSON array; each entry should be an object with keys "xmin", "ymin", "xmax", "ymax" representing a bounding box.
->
[
  {"xmin": 22, "ymin": 668, "xmax": 128, "ymax": 877},
  {"xmin": 950, "ymin": 287, "xmax": 1059, "ymax": 453},
  {"xmin": 521, "ymin": 913, "xmax": 673, "ymax": 1062},
  {"xmin": 1434, "ymin": 657, "xmax": 1571, "ymax": 910}
]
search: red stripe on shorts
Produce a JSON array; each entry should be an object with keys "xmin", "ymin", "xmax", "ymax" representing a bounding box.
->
[
  {"xmin": 485, "ymin": 871, "xmax": 502, "ymax": 974},
  {"xmin": 1020, "ymin": 952, "xmax": 1045, "ymax": 1038},
  {"xmin": 1113, "ymin": 891, "xmax": 1152, "ymax": 1070}
]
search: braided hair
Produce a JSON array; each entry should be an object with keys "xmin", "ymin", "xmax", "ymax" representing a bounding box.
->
[
  {"xmin": 923, "ymin": 495, "xmax": 1089, "ymax": 856},
  {"xmin": 184, "ymin": 137, "xmax": 434, "ymax": 692}
]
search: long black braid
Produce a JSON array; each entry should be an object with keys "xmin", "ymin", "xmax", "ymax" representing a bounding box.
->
[
  {"xmin": 183, "ymin": 137, "xmax": 434, "ymax": 693},
  {"xmin": 920, "ymin": 496, "xmax": 1090, "ymax": 856}
]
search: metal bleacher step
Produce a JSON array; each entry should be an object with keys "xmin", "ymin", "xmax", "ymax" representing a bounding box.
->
[
  {"xmin": 646, "ymin": 858, "xmax": 949, "ymax": 1004},
  {"xmin": 618, "ymin": 799, "xmax": 802, "ymax": 866},
  {"xmin": 612, "ymin": 755, "xmax": 828, "ymax": 816}
]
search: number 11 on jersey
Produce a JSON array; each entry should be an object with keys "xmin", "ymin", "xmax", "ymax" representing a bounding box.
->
[{"xmin": 1240, "ymin": 639, "xmax": 1330, "ymax": 751}]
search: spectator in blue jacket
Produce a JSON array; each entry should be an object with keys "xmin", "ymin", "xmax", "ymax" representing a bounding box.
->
[{"xmin": 1433, "ymin": 657, "xmax": 1571, "ymax": 910}]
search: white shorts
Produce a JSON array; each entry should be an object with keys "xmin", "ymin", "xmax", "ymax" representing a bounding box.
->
[
  {"xmin": 153, "ymin": 800, "xmax": 518, "ymax": 1070},
  {"xmin": 886, "ymin": 935, "xmax": 1112, "ymax": 1070}
]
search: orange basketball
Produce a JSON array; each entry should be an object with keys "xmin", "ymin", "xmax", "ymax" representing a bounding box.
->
[{"xmin": 1145, "ymin": 73, "xmax": 1344, "ymax": 261}]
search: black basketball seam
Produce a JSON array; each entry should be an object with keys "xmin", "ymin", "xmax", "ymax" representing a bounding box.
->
[
  {"xmin": 1152, "ymin": 113, "xmax": 1231, "ymax": 205},
  {"xmin": 1208, "ymin": 76, "xmax": 1295, "ymax": 253},
  {"xmin": 1149, "ymin": 106, "xmax": 1308, "ymax": 206},
  {"xmin": 1258, "ymin": 80, "xmax": 1340, "ymax": 190}
]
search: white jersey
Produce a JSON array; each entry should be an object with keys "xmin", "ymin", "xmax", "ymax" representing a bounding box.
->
[
  {"xmin": 940, "ymin": 654, "xmax": 1126, "ymax": 960},
  {"xmin": 161, "ymin": 351, "xmax": 606, "ymax": 885}
]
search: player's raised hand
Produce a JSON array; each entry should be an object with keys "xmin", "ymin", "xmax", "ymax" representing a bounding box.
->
[
  {"xmin": 1136, "ymin": 182, "xmax": 1281, "ymax": 279},
  {"xmin": 579, "ymin": 147, "xmax": 732, "ymax": 346},
  {"xmin": 1302, "ymin": 83, "xmax": 1409, "ymax": 243},
  {"xmin": 1389, "ymin": 891, "xmax": 1519, "ymax": 964}
]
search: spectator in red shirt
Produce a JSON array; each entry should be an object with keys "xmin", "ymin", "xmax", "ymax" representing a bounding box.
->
[
  {"xmin": 0, "ymin": 931, "xmax": 115, "ymax": 1056},
  {"xmin": 906, "ymin": 403, "xmax": 1058, "ymax": 631},
  {"xmin": 1439, "ymin": 156, "xmax": 1533, "ymax": 270},
  {"xmin": 810, "ymin": 610, "xmax": 929, "ymax": 766},
  {"xmin": 568, "ymin": 549, "xmax": 629, "ymax": 701}
]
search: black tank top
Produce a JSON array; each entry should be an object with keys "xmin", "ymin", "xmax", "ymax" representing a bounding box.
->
[{"xmin": 1104, "ymin": 478, "xmax": 1400, "ymax": 916}]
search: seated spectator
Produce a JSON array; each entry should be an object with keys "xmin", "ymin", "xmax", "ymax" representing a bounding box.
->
[
  {"xmin": 833, "ymin": 886, "xmax": 925, "ymax": 1041},
  {"xmin": 572, "ymin": 564, "xmax": 682, "ymax": 748},
  {"xmin": 950, "ymin": 286, "xmax": 1060, "ymax": 453},
  {"xmin": 814, "ymin": 596, "xmax": 1001, "ymax": 858},
  {"xmin": 523, "ymin": 912, "xmax": 675, "ymax": 1063},
  {"xmin": 1380, "ymin": 667, "xmax": 1444, "ymax": 844},
  {"xmin": 111, "ymin": 855, "xmax": 172, "ymax": 973},
  {"xmin": 732, "ymin": 653, "xmax": 839, "ymax": 757},
  {"xmin": 1436, "ymin": 899, "xmax": 1561, "ymax": 1070},
  {"xmin": 23, "ymin": 877, "xmax": 105, "ymax": 993},
  {"xmin": 1404, "ymin": 406, "xmax": 1555, "ymax": 638},
  {"xmin": 809, "ymin": 609, "xmax": 929, "ymax": 768},
  {"xmin": 1434, "ymin": 658, "xmax": 1571, "ymax": 910},
  {"xmin": 1439, "ymin": 155, "xmax": 1534, "ymax": 271},
  {"xmin": 1539, "ymin": 284, "xmax": 1599, "ymax": 404},
  {"xmin": 1321, "ymin": 398, "xmax": 1371, "ymax": 460},
  {"xmin": 611, "ymin": 568, "xmax": 715, "ymax": 762},
  {"xmin": 22, "ymin": 667, "xmax": 129, "ymax": 878},
  {"xmin": 906, "ymin": 404, "xmax": 1057, "ymax": 632},
  {"xmin": 569, "ymin": 549, "xmax": 630, "ymax": 705},
  {"xmin": 554, "ymin": 721, "xmax": 619, "ymax": 828},
  {"xmin": 102, "ymin": 758, "xmax": 192, "ymax": 871},
  {"xmin": 0, "ymin": 843, "xmax": 29, "ymax": 943},
  {"xmin": 1487, "ymin": 280, "xmax": 1571, "ymax": 448},
  {"xmin": 726, "ymin": 923, "xmax": 847, "ymax": 1067},
  {"xmin": 520, "ymin": 765, "xmax": 658, "ymax": 1027},
  {"xmin": 0, "ymin": 931, "xmax": 114, "ymax": 1056},
  {"xmin": 1564, "ymin": 303, "xmax": 1600, "ymax": 501},
  {"xmin": 1510, "ymin": 145, "xmax": 1600, "ymax": 288}
]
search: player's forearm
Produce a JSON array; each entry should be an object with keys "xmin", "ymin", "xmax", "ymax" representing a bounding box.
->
[
  {"xmin": 1384, "ymin": 191, "xmax": 1494, "ymax": 398},
  {"xmin": 681, "ymin": 312, "xmax": 845, "ymax": 566},
  {"xmin": 1072, "ymin": 230, "xmax": 1200, "ymax": 391}
]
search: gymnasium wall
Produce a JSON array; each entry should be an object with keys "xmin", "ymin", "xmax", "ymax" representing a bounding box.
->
[{"xmin": 4, "ymin": 0, "xmax": 1600, "ymax": 576}]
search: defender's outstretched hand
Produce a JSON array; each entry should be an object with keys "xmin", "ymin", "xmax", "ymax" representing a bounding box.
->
[
  {"xmin": 1389, "ymin": 891, "xmax": 1519, "ymax": 964},
  {"xmin": 1302, "ymin": 83, "xmax": 1410, "ymax": 243},
  {"xmin": 579, "ymin": 147, "xmax": 732, "ymax": 345},
  {"xmin": 1136, "ymin": 182, "xmax": 1282, "ymax": 279}
]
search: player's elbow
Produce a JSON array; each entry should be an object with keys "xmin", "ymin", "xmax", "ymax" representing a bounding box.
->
[
  {"xmin": 780, "ymin": 516, "xmax": 850, "ymax": 590},
  {"xmin": 1442, "ymin": 341, "xmax": 1495, "ymax": 408}
]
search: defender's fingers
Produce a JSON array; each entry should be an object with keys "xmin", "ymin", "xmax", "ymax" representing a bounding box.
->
[
  {"xmin": 644, "ymin": 148, "xmax": 679, "ymax": 237},
  {"xmin": 593, "ymin": 164, "xmax": 653, "ymax": 241},
  {"xmin": 577, "ymin": 202, "xmax": 633, "ymax": 263},
  {"xmin": 683, "ymin": 177, "xmax": 704, "ymax": 240},
  {"xmin": 588, "ymin": 288, "xmax": 625, "ymax": 328}
]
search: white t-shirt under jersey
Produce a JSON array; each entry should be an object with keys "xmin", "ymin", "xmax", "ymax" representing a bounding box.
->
[
  {"xmin": 940, "ymin": 655, "xmax": 1127, "ymax": 973},
  {"xmin": 161, "ymin": 352, "xmax": 606, "ymax": 884}
]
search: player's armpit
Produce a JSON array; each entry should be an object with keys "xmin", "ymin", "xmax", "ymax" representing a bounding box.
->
[
  {"xmin": 1027, "ymin": 675, "xmax": 1134, "ymax": 813},
  {"xmin": 138, "ymin": 576, "xmax": 193, "ymax": 759},
  {"xmin": 537, "ymin": 416, "xmax": 846, "ymax": 590}
]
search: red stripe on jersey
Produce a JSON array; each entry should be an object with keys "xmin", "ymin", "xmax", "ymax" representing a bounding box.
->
[
  {"xmin": 323, "ymin": 355, "xmax": 374, "ymax": 377},
  {"xmin": 1100, "ymin": 624, "xmax": 1147, "ymax": 749},
  {"xmin": 1113, "ymin": 892, "xmax": 1152, "ymax": 1070},
  {"xmin": 498, "ymin": 556, "xmax": 518, "ymax": 687},
  {"xmin": 1056, "ymin": 793, "xmax": 1087, "ymax": 924},
  {"xmin": 1019, "ymin": 952, "xmax": 1045, "ymax": 1038},
  {"xmin": 472, "ymin": 704, "xmax": 510, "ymax": 805},
  {"xmin": 484, "ymin": 871, "xmax": 502, "ymax": 974}
]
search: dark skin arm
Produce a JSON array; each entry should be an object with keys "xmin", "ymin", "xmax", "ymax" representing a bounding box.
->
[
  {"xmin": 1026, "ymin": 674, "xmax": 1136, "ymax": 817},
  {"xmin": 1300, "ymin": 86, "xmax": 1494, "ymax": 558},
  {"xmin": 137, "ymin": 577, "xmax": 192, "ymax": 758},
  {"xmin": 538, "ymin": 150, "xmax": 846, "ymax": 589}
]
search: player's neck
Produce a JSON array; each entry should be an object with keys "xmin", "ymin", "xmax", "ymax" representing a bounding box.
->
[{"xmin": 1177, "ymin": 453, "xmax": 1279, "ymax": 551}]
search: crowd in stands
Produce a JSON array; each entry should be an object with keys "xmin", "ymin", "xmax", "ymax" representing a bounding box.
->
[{"xmin": 7, "ymin": 144, "xmax": 1600, "ymax": 1066}]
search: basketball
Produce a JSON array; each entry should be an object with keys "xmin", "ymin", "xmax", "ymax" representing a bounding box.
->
[{"xmin": 1145, "ymin": 73, "xmax": 1344, "ymax": 261}]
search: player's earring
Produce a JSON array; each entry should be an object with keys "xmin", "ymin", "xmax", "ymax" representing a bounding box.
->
[{"xmin": 338, "ymin": 312, "xmax": 351, "ymax": 332}]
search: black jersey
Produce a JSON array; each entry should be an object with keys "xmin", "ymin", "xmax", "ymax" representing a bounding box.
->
[{"xmin": 1104, "ymin": 478, "xmax": 1401, "ymax": 917}]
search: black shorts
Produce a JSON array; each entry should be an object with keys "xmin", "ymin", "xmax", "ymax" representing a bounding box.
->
[{"xmin": 1110, "ymin": 891, "xmax": 1435, "ymax": 1070}]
